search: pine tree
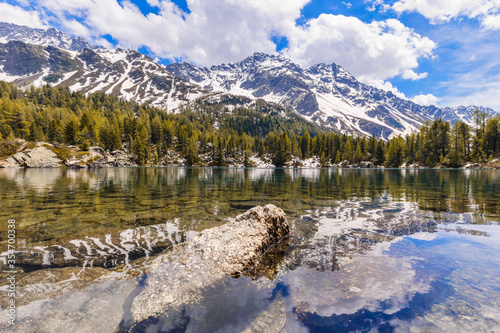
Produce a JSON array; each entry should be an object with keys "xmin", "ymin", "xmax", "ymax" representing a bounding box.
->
[
  {"xmin": 446, "ymin": 121, "xmax": 469, "ymax": 167},
  {"xmin": 244, "ymin": 149, "xmax": 251, "ymax": 167},
  {"xmin": 162, "ymin": 120, "xmax": 174, "ymax": 148},
  {"xmin": 299, "ymin": 131, "xmax": 311, "ymax": 158},
  {"xmin": 80, "ymin": 139, "xmax": 90, "ymax": 151},
  {"xmin": 374, "ymin": 140, "xmax": 386, "ymax": 165},
  {"xmin": 272, "ymin": 133, "xmax": 292, "ymax": 167},
  {"xmin": 290, "ymin": 132, "xmax": 299, "ymax": 158},
  {"xmin": 385, "ymin": 136, "xmax": 404, "ymax": 167},
  {"xmin": 483, "ymin": 117, "xmax": 499, "ymax": 156},
  {"xmin": 11, "ymin": 110, "xmax": 30, "ymax": 139},
  {"xmin": 404, "ymin": 133, "xmax": 416, "ymax": 164},
  {"xmin": 240, "ymin": 132, "xmax": 250, "ymax": 152},
  {"xmin": 423, "ymin": 119, "xmax": 450, "ymax": 166},
  {"xmin": 133, "ymin": 125, "xmax": 150, "ymax": 165},
  {"xmin": 311, "ymin": 136, "xmax": 319, "ymax": 156},
  {"xmin": 342, "ymin": 139, "xmax": 353, "ymax": 163},
  {"xmin": 111, "ymin": 122, "xmax": 122, "ymax": 150},
  {"xmin": 29, "ymin": 123, "xmax": 44, "ymax": 142},
  {"xmin": 0, "ymin": 124, "xmax": 13, "ymax": 140},
  {"xmin": 64, "ymin": 119, "xmax": 79, "ymax": 145},
  {"xmin": 334, "ymin": 150, "xmax": 341, "ymax": 164},
  {"xmin": 213, "ymin": 140, "xmax": 227, "ymax": 167},
  {"xmin": 133, "ymin": 130, "xmax": 147, "ymax": 165},
  {"xmin": 471, "ymin": 109, "xmax": 488, "ymax": 162},
  {"xmin": 150, "ymin": 117, "xmax": 163, "ymax": 145},
  {"xmin": 368, "ymin": 135, "xmax": 377, "ymax": 158},
  {"xmin": 320, "ymin": 151, "xmax": 327, "ymax": 167},
  {"xmin": 353, "ymin": 142, "xmax": 363, "ymax": 163},
  {"xmin": 48, "ymin": 119, "xmax": 64, "ymax": 143},
  {"xmin": 185, "ymin": 136, "xmax": 199, "ymax": 166}
]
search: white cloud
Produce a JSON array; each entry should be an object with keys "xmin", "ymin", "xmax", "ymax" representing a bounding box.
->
[
  {"xmin": 1, "ymin": 0, "xmax": 436, "ymax": 95},
  {"xmin": 0, "ymin": 3, "xmax": 46, "ymax": 28},
  {"xmin": 392, "ymin": 0, "xmax": 500, "ymax": 30},
  {"xmin": 24, "ymin": 0, "xmax": 434, "ymax": 83},
  {"xmin": 482, "ymin": 14, "xmax": 500, "ymax": 30},
  {"xmin": 438, "ymin": 71, "xmax": 500, "ymax": 111},
  {"xmin": 365, "ymin": 80, "xmax": 441, "ymax": 107},
  {"xmin": 146, "ymin": 0, "xmax": 161, "ymax": 8},
  {"xmin": 365, "ymin": 0, "xmax": 390, "ymax": 12},
  {"xmin": 343, "ymin": 2, "xmax": 352, "ymax": 9},
  {"xmin": 364, "ymin": 79, "xmax": 407, "ymax": 99},
  {"xmin": 411, "ymin": 93, "xmax": 439, "ymax": 106},
  {"xmin": 32, "ymin": 0, "xmax": 310, "ymax": 66},
  {"xmin": 402, "ymin": 69, "xmax": 428, "ymax": 80},
  {"xmin": 59, "ymin": 17, "xmax": 91, "ymax": 38},
  {"xmin": 283, "ymin": 15, "xmax": 436, "ymax": 81}
]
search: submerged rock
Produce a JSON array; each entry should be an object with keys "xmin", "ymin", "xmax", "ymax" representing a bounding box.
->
[
  {"xmin": 125, "ymin": 204, "xmax": 290, "ymax": 331},
  {"xmin": 0, "ymin": 222, "xmax": 186, "ymax": 273},
  {"xmin": 242, "ymin": 293, "xmax": 287, "ymax": 333}
]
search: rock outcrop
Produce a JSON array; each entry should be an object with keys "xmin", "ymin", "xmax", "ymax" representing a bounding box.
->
[
  {"xmin": 0, "ymin": 142, "xmax": 138, "ymax": 168},
  {"xmin": 92, "ymin": 148, "xmax": 136, "ymax": 167},
  {"xmin": 8, "ymin": 144, "xmax": 62, "ymax": 167},
  {"xmin": 124, "ymin": 204, "xmax": 290, "ymax": 331}
]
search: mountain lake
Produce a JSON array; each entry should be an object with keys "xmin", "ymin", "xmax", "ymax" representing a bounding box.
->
[{"xmin": 0, "ymin": 167, "xmax": 499, "ymax": 332}]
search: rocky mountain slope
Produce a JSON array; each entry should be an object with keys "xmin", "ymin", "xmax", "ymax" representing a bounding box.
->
[
  {"xmin": 0, "ymin": 22, "xmax": 92, "ymax": 51},
  {"xmin": 0, "ymin": 22, "xmax": 496, "ymax": 139},
  {"xmin": 0, "ymin": 39, "xmax": 206, "ymax": 110},
  {"xmin": 168, "ymin": 53, "xmax": 497, "ymax": 138},
  {"xmin": 437, "ymin": 105, "xmax": 495, "ymax": 124}
]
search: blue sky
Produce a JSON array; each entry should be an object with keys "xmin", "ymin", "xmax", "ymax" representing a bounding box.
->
[{"xmin": 1, "ymin": 0, "xmax": 500, "ymax": 110}]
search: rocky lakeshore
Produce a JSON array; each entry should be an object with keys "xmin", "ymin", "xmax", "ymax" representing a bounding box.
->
[{"xmin": 1, "ymin": 139, "xmax": 499, "ymax": 169}]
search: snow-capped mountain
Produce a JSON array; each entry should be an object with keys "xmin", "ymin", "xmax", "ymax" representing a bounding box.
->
[
  {"xmin": 0, "ymin": 22, "xmax": 92, "ymax": 51},
  {"xmin": 168, "ymin": 53, "xmax": 496, "ymax": 138},
  {"xmin": 0, "ymin": 37, "xmax": 206, "ymax": 110},
  {"xmin": 0, "ymin": 22, "xmax": 496, "ymax": 139},
  {"xmin": 436, "ymin": 105, "xmax": 496, "ymax": 124}
]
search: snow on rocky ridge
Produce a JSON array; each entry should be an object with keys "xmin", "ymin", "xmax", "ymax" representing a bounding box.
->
[
  {"xmin": 0, "ymin": 22, "xmax": 92, "ymax": 51},
  {"xmin": 0, "ymin": 22, "xmax": 496, "ymax": 139},
  {"xmin": 0, "ymin": 38, "xmax": 206, "ymax": 111},
  {"xmin": 168, "ymin": 53, "xmax": 497, "ymax": 139}
]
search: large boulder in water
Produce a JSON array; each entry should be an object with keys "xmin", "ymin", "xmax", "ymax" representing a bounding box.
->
[{"xmin": 125, "ymin": 204, "xmax": 289, "ymax": 331}]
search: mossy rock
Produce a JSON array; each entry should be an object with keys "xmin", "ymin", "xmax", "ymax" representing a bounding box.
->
[
  {"xmin": 0, "ymin": 139, "xmax": 24, "ymax": 158},
  {"xmin": 46, "ymin": 144, "xmax": 74, "ymax": 161}
]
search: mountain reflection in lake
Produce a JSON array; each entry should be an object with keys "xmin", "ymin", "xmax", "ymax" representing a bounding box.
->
[{"xmin": 0, "ymin": 168, "xmax": 499, "ymax": 332}]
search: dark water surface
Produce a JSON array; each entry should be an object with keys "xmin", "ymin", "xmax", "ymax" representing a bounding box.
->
[{"xmin": 0, "ymin": 168, "xmax": 499, "ymax": 332}]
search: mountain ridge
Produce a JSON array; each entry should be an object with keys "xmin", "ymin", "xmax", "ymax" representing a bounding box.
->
[
  {"xmin": 167, "ymin": 52, "xmax": 496, "ymax": 138},
  {"xmin": 0, "ymin": 22, "xmax": 93, "ymax": 51},
  {"xmin": 0, "ymin": 22, "xmax": 496, "ymax": 139},
  {"xmin": 0, "ymin": 40, "xmax": 207, "ymax": 110}
]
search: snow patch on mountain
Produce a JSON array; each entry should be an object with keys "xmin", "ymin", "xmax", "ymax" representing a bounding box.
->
[
  {"xmin": 0, "ymin": 41, "xmax": 206, "ymax": 111},
  {"xmin": 167, "ymin": 53, "xmax": 496, "ymax": 138},
  {"xmin": 0, "ymin": 22, "xmax": 92, "ymax": 51}
]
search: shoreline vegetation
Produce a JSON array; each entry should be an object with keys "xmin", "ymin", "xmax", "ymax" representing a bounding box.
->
[
  {"xmin": 0, "ymin": 81, "xmax": 499, "ymax": 170},
  {"xmin": 1, "ymin": 139, "xmax": 499, "ymax": 169}
]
